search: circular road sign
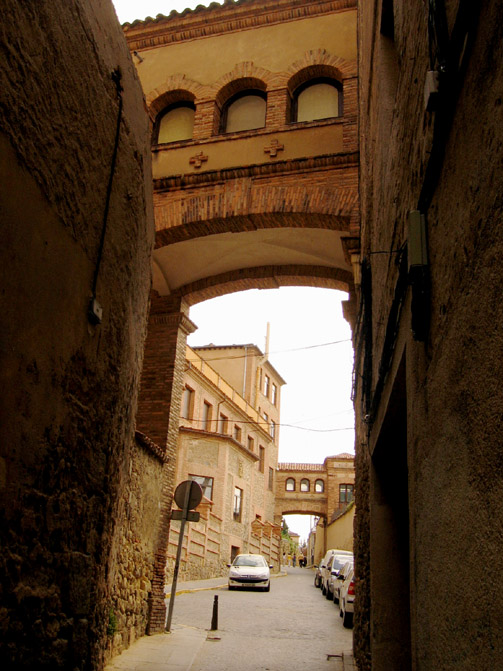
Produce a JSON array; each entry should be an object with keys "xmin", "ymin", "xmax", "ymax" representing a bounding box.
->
[{"xmin": 174, "ymin": 480, "xmax": 203, "ymax": 511}]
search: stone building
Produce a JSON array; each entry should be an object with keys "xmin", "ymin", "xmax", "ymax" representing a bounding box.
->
[
  {"xmin": 168, "ymin": 343, "xmax": 284, "ymax": 578},
  {"xmin": 353, "ymin": 1, "xmax": 503, "ymax": 670}
]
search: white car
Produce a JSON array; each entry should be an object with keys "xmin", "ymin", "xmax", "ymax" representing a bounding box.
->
[
  {"xmin": 326, "ymin": 554, "xmax": 354, "ymax": 600},
  {"xmin": 227, "ymin": 554, "xmax": 272, "ymax": 591},
  {"xmin": 339, "ymin": 567, "xmax": 355, "ymax": 627},
  {"xmin": 332, "ymin": 559, "xmax": 354, "ymax": 605},
  {"xmin": 319, "ymin": 549, "xmax": 353, "ymax": 596}
]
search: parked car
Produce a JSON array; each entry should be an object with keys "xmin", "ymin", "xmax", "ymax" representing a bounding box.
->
[
  {"xmin": 227, "ymin": 554, "xmax": 272, "ymax": 591},
  {"xmin": 325, "ymin": 554, "xmax": 354, "ymax": 600},
  {"xmin": 339, "ymin": 567, "xmax": 355, "ymax": 627},
  {"xmin": 318, "ymin": 549, "xmax": 353, "ymax": 595},
  {"xmin": 332, "ymin": 559, "xmax": 354, "ymax": 605}
]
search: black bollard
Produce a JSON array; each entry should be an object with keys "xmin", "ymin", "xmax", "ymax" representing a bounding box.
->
[{"xmin": 210, "ymin": 594, "xmax": 218, "ymax": 631}]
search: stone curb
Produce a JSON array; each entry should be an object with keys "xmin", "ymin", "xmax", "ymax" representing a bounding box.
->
[{"xmin": 166, "ymin": 570, "xmax": 288, "ymax": 598}]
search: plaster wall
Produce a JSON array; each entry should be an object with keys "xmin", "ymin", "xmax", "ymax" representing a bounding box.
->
[
  {"xmin": 0, "ymin": 1, "xmax": 153, "ymax": 668},
  {"xmin": 326, "ymin": 503, "xmax": 354, "ymax": 552},
  {"xmin": 128, "ymin": 12, "xmax": 356, "ymax": 93}
]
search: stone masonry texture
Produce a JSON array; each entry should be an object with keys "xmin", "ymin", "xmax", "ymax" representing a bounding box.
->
[{"xmin": 0, "ymin": 1, "xmax": 154, "ymax": 669}]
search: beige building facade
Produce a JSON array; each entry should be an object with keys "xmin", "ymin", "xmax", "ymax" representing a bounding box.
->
[{"xmin": 169, "ymin": 344, "xmax": 284, "ymax": 577}]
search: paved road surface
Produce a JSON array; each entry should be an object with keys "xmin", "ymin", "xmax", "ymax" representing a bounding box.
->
[{"xmin": 172, "ymin": 566, "xmax": 352, "ymax": 671}]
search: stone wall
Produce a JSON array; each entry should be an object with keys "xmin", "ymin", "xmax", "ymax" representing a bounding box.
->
[
  {"xmin": 0, "ymin": 2, "xmax": 153, "ymax": 669},
  {"xmin": 105, "ymin": 434, "xmax": 165, "ymax": 663}
]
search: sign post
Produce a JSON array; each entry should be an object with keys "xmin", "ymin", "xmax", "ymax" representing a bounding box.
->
[{"xmin": 165, "ymin": 480, "xmax": 203, "ymax": 632}]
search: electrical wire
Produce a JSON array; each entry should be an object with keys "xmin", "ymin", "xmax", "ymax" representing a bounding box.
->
[
  {"xmin": 186, "ymin": 338, "xmax": 352, "ymax": 363},
  {"xmin": 182, "ymin": 418, "xmax": 354, "ymax": 433}
]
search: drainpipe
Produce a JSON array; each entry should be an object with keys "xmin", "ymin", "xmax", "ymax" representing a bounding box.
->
[{"xmin": 242, "ymin": 345, "xmax": 248, "ymax": 399}]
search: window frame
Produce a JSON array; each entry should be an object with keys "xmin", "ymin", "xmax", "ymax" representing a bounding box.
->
[
  {"xmin": 153, "ymin": 100, "xmax": 196, "ymax": 145},
  {"xmin": 220, "ymin": 89, "xmax": 267, "ymax": 134},
  {"xmin": 339, "ymin": 483, "xmax": 354, "ymax": 504},
  {"xmin": 189, "ymin": 474, "xmax": 214, "ymax": 501},
  {"xmin": 181, "ymin": 385, "xmax": 195, "ymax": 419},
  {"xmin": 259, "ymin": 446, "xmax": 265, "ymax": 473},
  {"xmin": 314, "ymin": 479, "xmax": 325, "ymax": 493},
  {"xmin": 268, "ymin": 467, "xmax": 274, "ymax": 491},
  {"xmin": 218, "ymin": 412, "xmax": 229, "ymax": 434},
  {"xmin": 286, "ymin": 478, "xmax": 295, "ymax": 492},
  {"xmin": 300, "ymin": 478, "xmax": 310, "ymax": 492},
  {"xmin": 291, "ymin": 77, "xmax": 343, "ymax": 124},
  {"xmin": 233, "ymin": 486, "xmax": 243, "ymax": 522},
  {"xmin": 271, "ymin": 383, "xmax": 278, "ymax": 406},
  {"xmin": 202, "ymin": 400, "xmax": 213, "ymax": 431},
  {"xmin": 264, "ymin": 374, "xmax": 270, "ymax": 397}
]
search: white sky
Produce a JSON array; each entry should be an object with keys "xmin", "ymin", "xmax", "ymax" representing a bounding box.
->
[
  {"xmin": 112, "ymin": 0, "xmax": 355, "ymax": 542},
  {"xmin": 113, "ymin": 0, "xmax": 223, "ymax": 23},
  {"xmin": 188, "ymin": 288, "xmax": 355, "ymax": 543}
]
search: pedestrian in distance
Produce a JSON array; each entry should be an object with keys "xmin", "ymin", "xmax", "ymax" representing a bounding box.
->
[{"xmin": 292, "ymin": 554, "xmax": 296, "ymax": 567}]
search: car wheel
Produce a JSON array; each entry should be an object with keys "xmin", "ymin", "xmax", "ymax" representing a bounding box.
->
[
  {"xmin": 264, "ymin": 582, "xmax": 270, "ymax": 592},
  {"xmin": 342, "ymin": 610, "xmax": 353, "ymax": 628},
  {"xmin": 228, "ymin": 585, "xmax": 235, "ymax": 590},
  {"xmin": 333, "ymin": 591, "xmax": 339, "ymax": 604},
  {"xmin": 314, "ymin": 576, "xmax": 320, "ymax": 588},
  {"xmin": 321, "ymin": 584, "xmax": 326, "ymax": 595},
  {"xmin": 325, "ymin": 587, "xmax": 332, "ymax": 600}
]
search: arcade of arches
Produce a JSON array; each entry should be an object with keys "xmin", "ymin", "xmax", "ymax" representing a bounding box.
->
[{"xmin": 274, "ymin": 456, "xmax": 355, "ymax": 525}]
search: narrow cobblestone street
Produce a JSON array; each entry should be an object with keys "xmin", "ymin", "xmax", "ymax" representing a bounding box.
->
[{"xmin": 106, "ymin": 567, "xmax": 353, "ymax": 671}]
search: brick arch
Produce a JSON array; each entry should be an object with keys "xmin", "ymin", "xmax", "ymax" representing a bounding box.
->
[
  {"xmin": 214, "ymin": 76, "xmax": 268, "ymax": 110},
  {"xmin": 285, "ymin": 49, "xmax": 357, "ymax": 93},
  {"xmin": 155, "ymin": 211, "xmax": 351, "ymax": 248},
  {"xmin": 279, "ymin": 508, "xmax": 327, "ymax": 518},
  {"xmin": 147, "ymin": 75, "xmax": 209, "ymax": 119},
  {"xmin": 172, "ymin": 264, "xmax": 354, "ymax": 307},
  {"xmin": 211, "ymin": 62, "xmax": 279, "ymax": 107}
]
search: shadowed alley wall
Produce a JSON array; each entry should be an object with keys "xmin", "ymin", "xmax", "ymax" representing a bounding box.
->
[{"xmin": 0, "ymin": 1, "xmax": 154, "ymax": 669}]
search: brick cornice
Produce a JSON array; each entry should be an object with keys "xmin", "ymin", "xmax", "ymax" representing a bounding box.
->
[
  {"xmin": 148, "ymin": 311, "xmax": 197, "ymax": 335},
  {"xmin": 179, "ymin": 425, "xmax": 261, "ymax": 461},
  {"xmin": 153, "ymin": 151, "xmax": 359, "ymax": 192},
  {"xmin": 124, "ymin": 0, "xmax": 357, "ymax": 51}
]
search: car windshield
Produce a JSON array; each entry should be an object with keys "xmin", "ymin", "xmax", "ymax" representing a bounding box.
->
[
  {"xmin": 233, "ymin": 556, "xmax": 266, "ymax": 567},
  {"xmin": 332, "ymin": 558, "xmax": 346, "ymax": 571}
]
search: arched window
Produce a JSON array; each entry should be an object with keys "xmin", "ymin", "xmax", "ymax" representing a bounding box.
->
[
  {"xmin": 300, "ymin": 478, "xmax": 310, "ymax": 492},
  {"xmin": 155, "ymin": 102, "xmax": 195, "ymax": 143},
  {"xmin": 293, "ymin": 79, "xmax": 342, "ymax": 123},
  {"xmin": 222, "ymin": 91, "xmax": 266, "ymax": 133},
  {"xmin": 315, "ymin": 479, "xmax": 324, "ymax": 493},
  {"xmin": 286, "ymin": 478, "xmax": 295, "ymax": 492}
]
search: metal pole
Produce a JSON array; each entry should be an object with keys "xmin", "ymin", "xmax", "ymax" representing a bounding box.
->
[
  {"xmin": 210, "ymin": 595, "xmax": 219, "ymax": 631},
  {"xmin": 165, "ymin": 484, "xmax": 192, "ymax": 632}
]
